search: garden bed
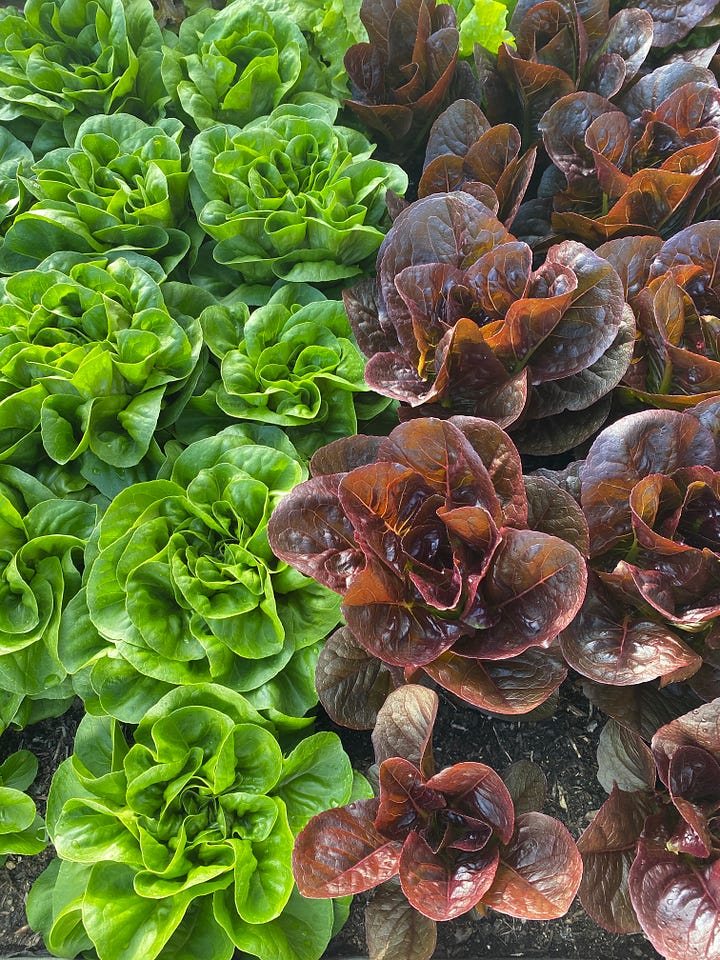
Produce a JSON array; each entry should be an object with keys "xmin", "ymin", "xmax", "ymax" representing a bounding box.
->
[{"xmin": 0, "ymin": 0, "xmax": 719, "ymax": 959}]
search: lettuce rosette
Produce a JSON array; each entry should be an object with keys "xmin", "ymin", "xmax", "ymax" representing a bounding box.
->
[
  {"xmin": 161, "ymin": 1, "xmax": 332, "ymax": 132},
  {"xmin": 0, "ymin": 0, "xmax": 165, "ymax": 152},
  {"xmin": 0, "ymin": 465, "xmax": 96, "ymax": 718},
  {"xmin": 1, "ymin": 114, "xmax": 191, "ymax": 275},
  {"xmin": 179, "ymin": 283, "xmax": 391, "ymax": 457},
  {"xmin": 28, "ymin": 684, "xmax": 362, "ymax": 960},
  {"xmin": 0, "ymin": 256, "xmax": 205, "ymax": 485},
  {"xmin": 60, "ymin": 424, "xmax": 342, "ymax": 723},
  {"xmin": 189, "ymin": 99, "xmax": 408, "ymax": 285}
]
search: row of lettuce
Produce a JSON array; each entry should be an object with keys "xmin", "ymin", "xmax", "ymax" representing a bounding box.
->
[{"xmin": 0, "ymin": 0, "xmax": 719, "ymax": 960}]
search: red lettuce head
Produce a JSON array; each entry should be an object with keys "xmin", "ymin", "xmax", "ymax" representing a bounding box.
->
[
  {"xmin": 293, "ymin": 685, "xmax": 582, "ymax": 929},
  {"xmin": 561, "ymin": 405, "xmax": 720, "ymax": 698},
  {"xmin": 579, "ymin": 699, "xmax": 720, "ymax": 960},
  {"xmin": 540, "ymin": 74, "xmax": 720, "ymax": 243},
  {"xmin": 485, "ymin": 0, "xmax": 653, "ymax": 138},
  {"xmin": 597, "ymin": 223, "xmax": 720, "ymax": 409},
  {"xmin": 343, "ymin": 0, "xmax": 459, "ymax": 161},
  {"xmin": 344, "ymin": 190, "xmax": 633, "ymax": 455},
  {"xmin": 268, "ymin": 416, "xmax": 588, "ymax": 714}
]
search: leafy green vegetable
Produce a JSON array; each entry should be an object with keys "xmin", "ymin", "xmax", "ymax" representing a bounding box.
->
[
  {"xmin": 0, "ymin": 749, "xmax": 46, "ymax": 864},
  {"xmin": 189, "ymin": 99, "xmax": 407, "ymax": 285},
  {"xmin": 0, "ymin": 0, "xmax": 165, "ymax": 152},
  {"xmin": 28, "ymin": 684, "xmax": 353, "ymax": 960},
  {"xmin": 180, "ymin": 283, "xmax": 391, "ymax": 457},
  {"xmin": 161, "ymin": 1, "xmax": 332, "ymax": 132},
  {"xmin": 62, "ymin": 424, "xmax": 341, "ymax": 723},
  {"xmin": 257, "ymin": 0, "xmax": 366, "ymax": 98},
  {"xmin": 0, "ymin": 129, "xmax": 32, "ymax": 229},
  {"xmin": 0, "ymin": 465, "xmax": 96, "ymax": 712},
  {"xmin": 0, "ymin": 256, "xmax": 204, "ymax": 479},
  {"xmin": 439, "ymin": 0, "xmax": 515, "ymax": 55},
  {"xmin": 1, "ymin": 114, "xmax": 191, "ymax": 275}
]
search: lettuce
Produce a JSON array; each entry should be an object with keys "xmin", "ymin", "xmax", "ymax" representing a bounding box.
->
[
  {"xmin": 0, "ymin": 749, "xmax": 46, "ymax": 864},
  {"xmin": 0, "ymin": 465, "xmax": 96, "ymax": 711},
  {"xmin": 0, "ymin": 0, "xmax": 165, "ymax": 152},
  {"xmin": 180, "ymin": 283, "xmax": 391, "ymax": 458},
  {"xmin": 63, "ymin": 424, "xmax": 341, "ymax": 723},
  {"xmin": 0, "ymin": 256, "xmax": 204, "ymax": 479},
  {"xmin": 439, "ymin": 0, "xmax": 515, "ymax": 55},
  {"xmin": 161, "ymin": 1, "xmax": 332, "ymax": 132},
  {"xmin": 28, "ymin": 684, "xmax": 355, "ymax": 960},
  {"xmin": 1, "ymin": 114, "xmax": 191, "ymax": 275},
  {"xmin": 189, "ymin": 99, "xmax": 407, "ymax": 285}
]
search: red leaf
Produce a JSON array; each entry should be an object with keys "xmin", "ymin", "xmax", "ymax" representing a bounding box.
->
[{"xmin": 482, "ymin": 812, "xmax": 583, "ymax": 919}]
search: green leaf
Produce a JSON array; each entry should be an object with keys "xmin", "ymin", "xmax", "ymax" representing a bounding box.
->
[
  {"xmin": 275, "ymin": 733, "xmax": 354, "ymax": 833},
  {"xmin": 83, "ymin": 861, "xmax": 191, "ymax": 960},
  {"xmin": 215, "ymin": 884, "xmax": 335, "ymax": 960}
]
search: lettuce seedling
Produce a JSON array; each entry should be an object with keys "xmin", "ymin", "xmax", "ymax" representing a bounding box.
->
[{"xmin": 294, "ymin": 685, "xmax": 582, "ymax": 960}]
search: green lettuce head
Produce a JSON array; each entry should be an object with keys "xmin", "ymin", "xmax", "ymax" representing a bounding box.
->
[
  {"xmin": 181, "ymin": 283, "xmax": 391, "ymax": 457},
  {"xmin": 0, "ymin": 0, "xmax": 165, "ymax": 152},
  {"xmin": 1, "ymin": 114, "xmax": 191, "ymax": 275},
  {"xmin": 0, "ymin": 256, "xmax": 204, "ymax": 480},
  {"xmin": 62, "ymin": 424, "xmax": 341, "ymax": 723},
  {"xmin": 0, "ymin": 749, "xmax": 46, "ymax": 865},
  {"xmin": 28, "ymin": 684, "xmax": 360, "ymax": 960},
  {"xmin": 161, "ymin": 1, "xmax": 332, "ymax": 132},
  {"xmin": 190, "ymin": 100, "xmax": 408, "ymax": 285},
  {"xmin": 0, "ymin": 465, "xmax": 96, "ymax": 712}
]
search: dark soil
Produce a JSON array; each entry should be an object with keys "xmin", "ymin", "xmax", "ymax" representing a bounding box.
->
[{"xmin": 0, "ymin": 686, "xmax": 661, "ymax": 960}]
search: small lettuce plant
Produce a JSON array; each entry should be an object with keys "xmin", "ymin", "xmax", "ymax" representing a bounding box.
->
[
  {"xmin": 0, "ymin": 0, "xmax": 165, "ymax": 151},
  {"xmin": 161, "ymin": 1, "xmax": 332, "ymax": 131},
  {"xmin": 0, "ymin": 465, "xmax": 97, "ymax": 713},
  {"xmin": 182, "ymin": 283, "xmax": 391, "ymax": 457},
  {"xmin": 1, "ymin": 114, "xmax": 191, "ymax": 275},
  {"xmin": 294, "ymin": 685, "xmax": 583, "ymax": 960},
  {"xmin": 0, "ymin": 256, "xmax": 204, "ymax": 482},
  {"xmin": 269, "ymin": 416, "xmax": 588, "ymax": 717},
  {"xmin": 578, "ymin": 699, "xmax": 720, "ymax": 960},
  {"xmin": 27, "ymin": 683, "xmax": 362, "ymax": 960}
]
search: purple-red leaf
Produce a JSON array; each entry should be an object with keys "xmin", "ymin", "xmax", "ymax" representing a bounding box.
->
[
  {"xmin": 500, "ymin": 760, "xmax": 547, "ymax": 818},
  {"xmin": 267, "ymin": 474, "xmax": 363, "ymax": 593},
  {"xmin": 629, "ymin": 838, "xmax": 720, "ymax": 960},
  {"xmin": 596, "ymin": 719, "xmax": 657, "ymax": 794},
  {"xmin": 481, "ymin": 812, "xmax": 583, "ymax": 919},
  {"xmin": 315, "ymin": 626, "xmax": 396, "ymax": 730},
  {"xmin": 578, "ymin": 785, "xmax": 658, "ymax": 934},
  {"xmin": 651, "ymin": 698, "xmax": 720, "ymax": 784},
  {"xmin": 560, "ymin": 572, "xmax": 702, "ymax": 685},
  {"xmin": 365, "ymin": 879, "xmax": 437, "ymax": 960},
  {"xmin": 292, "ymin": 799, "xmax": 402, "ymax": 898},
  {"xmin": 423, "ymin": 645, "xmax": 567, "ymax": 715},
  {"xmin": 372, "ymin": 685, "xmax": 438, "ymax": 777},
  {"xmin": 399, "ymin": 830, "xmax": 499, "ymax": 920}
]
